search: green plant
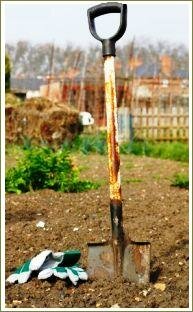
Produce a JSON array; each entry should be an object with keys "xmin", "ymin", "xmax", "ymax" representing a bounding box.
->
[
  {"xmin": 5, "ymin": 53, "xmax": 11, "ymax": 92},
  {"xmin": 5, "ymin": 146, "xmax": 100, "ymax": 194},
  {"xmin": 5, "ymin": 92, "xmax": 23, "ymax": 107},
  {"xmin": 64, "ymin": 134, "xmax": 188, "ymax": 162},
  {"xmin": 70, "ymin": 132, "xmax": 107, "ymax": 155},
  {"xmin": 22, "ymin": 136, "xmax": 32, "ymax": 150},
  {"xmin": 125, "ymin": 178, "xmax": 143, "ymax": 183},
  {"xmin": 152, "ymin": 174, "xmax": 161, "ymax": 181},
  {"xmin": 171, "ymin": 173, "xmax": 189, "ymax": 189},
  {"xmin": 120, "ymin": 141, "xmax": 145, "ymax": 155},
  {"xmin": 120, "ymin": 141, "xmax": 188, "ymax": 162}
]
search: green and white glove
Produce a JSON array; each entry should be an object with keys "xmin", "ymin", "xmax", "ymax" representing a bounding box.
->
[
  {"xmin": 38, "ymin": 265, "xmax": 88, "ymax": 285},
  {"xmin": 6, "ymin": 249, "xmax": 81, "ymax": 284},
  {"xmin": 6, "ymin": 260, "xmax": 32, "ymax": 284}
]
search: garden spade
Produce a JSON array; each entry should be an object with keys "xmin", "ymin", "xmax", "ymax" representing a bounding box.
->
[{"xmin": 87, "ymin": 2, "xmax": 150, "ymax": 284}]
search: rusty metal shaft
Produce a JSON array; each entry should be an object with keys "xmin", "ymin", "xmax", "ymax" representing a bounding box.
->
[{"xmin": 104, "ymin": 56, "xmax": 124, "ymax": 276}]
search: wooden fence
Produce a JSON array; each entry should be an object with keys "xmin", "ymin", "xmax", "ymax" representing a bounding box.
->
[
  {"xmin": 118, "ymin": 105, "xmax": 189, "ymax": 142},
  {"xmin": 38, "ymin": 78, "xmax": 189, "ymax": 141}
]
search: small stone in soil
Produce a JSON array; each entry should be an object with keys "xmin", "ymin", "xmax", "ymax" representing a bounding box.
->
[
  {"xmin": 111, "ymin": 303, "xmax": 120, "ymax": 308},
  {"xmin": 135, "ymin": 297, "xmax": 141, "ymax": 302},
  {"xmin": 154, "ymin": 283, "xmax": 166, "ymax": 291}
]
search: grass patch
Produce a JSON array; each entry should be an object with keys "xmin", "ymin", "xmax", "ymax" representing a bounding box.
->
[
  {"xmin": 5, "ymin": 146, "xmax": 100, "ymax": 194},
  {"xmin": 77, "ymin": 164, "xmax": 90, "ymax": 172},
  {"xmin": 125, "ymin": 178, "xmax": 143, "ymax": 183},
  {"xmin": 120, "ymin": 141, "xmax": 188, "ymax": 162},
  {"xmin": 125, "ymin": 162, "xmax": 134, "ymax": 169},
  {"xmin": 171, "ymin": 173, "xmax": 189, "ymax": 189},
  {"xmin": 62, "ymin": 133, "xmax": 188, "ymax": 163},
  {"xmin": 152, "ymin": 174, "xmax": 162, "ymax": 181}
]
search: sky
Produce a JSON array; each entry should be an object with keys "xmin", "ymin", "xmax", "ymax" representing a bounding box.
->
[{"xmin": 3, "ymin": 1, "xmax": 190, "ymax": 49}]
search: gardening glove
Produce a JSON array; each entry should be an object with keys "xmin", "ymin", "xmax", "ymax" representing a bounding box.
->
[
  {"xmin": 38, "ymin": 265, "xmax": 88, "ymax": 285},
  {"xmin": 6, "ymin": 249, "xmax": 81, "ymax": 284},
  {"xmin": 30, "ymin": 249, "xmax": 81, "ymax": 271},
  {"xmin": 6, "ymin": 260, "xmax": 32, "ymax": 284}
]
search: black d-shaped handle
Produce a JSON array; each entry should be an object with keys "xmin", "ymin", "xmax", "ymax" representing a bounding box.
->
[{"xmin": 87, "ymin": 2, "xmax": 127, "ymax": 57}]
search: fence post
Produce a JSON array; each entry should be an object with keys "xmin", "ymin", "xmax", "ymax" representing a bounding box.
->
[{"xmin": 129, "ymin": 113, "xmax": 134, "ymax": 142}]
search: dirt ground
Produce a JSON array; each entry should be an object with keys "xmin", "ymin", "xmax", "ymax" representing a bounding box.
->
[{"xmin": 5, "ymin": 153, "xmax": 189, "ymax": 309}]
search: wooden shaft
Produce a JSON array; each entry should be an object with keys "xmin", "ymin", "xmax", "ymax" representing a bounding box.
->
[
  {"xmin": 104, "ymin": 56, "xmax": 124, "ymax": 276},
  {"xmin": 104, "ymin": 56, "xmax": 122, "ymax": 202}
]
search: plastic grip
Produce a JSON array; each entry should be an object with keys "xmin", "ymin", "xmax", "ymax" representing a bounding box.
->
[
  {"xmin": 88, "ymin": 2, "xmax": 122, "ymax": 19},
  {"xmin": 87, "ymin": 2, "xmax": 127, "ymax": 56}
]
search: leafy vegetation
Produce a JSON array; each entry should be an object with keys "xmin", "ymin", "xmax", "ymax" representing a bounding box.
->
[
  {"xmin": 62, "ymin": 133, "xmax": 188, "ymax": 163},
  {"xmin": 5, "ymin": 146, "xmax": 100, "ymax": 194},
  {"xmin": 171, "ymin": 173, "xmax": 189, "ymax": 189},
  {"xmin": 63, "ymin": 132, "xmax": 107, "ymax": 155},
  {"xmin": 5, "ymin": 132, "xmax": 189, "ymax": 194},
  {"xmin": 5, "ymin": 53, "xmax": 11, "ymax": 92},
  {"xmin": 120, "ymin": 141, "xmax": 189, "ymax": 162},
  {"xmin": 5, "ymin": 92, "xmax": 23, "ymax": 107}
]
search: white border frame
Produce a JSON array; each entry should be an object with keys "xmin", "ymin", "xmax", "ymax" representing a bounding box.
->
[{"xmin": 1, "ymin": 1, "xmax": 192, "ymax": 311}]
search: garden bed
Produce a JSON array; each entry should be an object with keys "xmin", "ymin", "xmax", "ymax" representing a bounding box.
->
[{"xmin": 5, "ymin": 154, "xmax": 189, "ymax": 308}]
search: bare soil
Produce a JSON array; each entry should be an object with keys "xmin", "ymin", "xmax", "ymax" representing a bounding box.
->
[{"xmin": 5, "ymin": 154, "xmax": 189, "ymax": 309}]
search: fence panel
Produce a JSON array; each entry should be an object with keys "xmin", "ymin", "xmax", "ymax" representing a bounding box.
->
[{"xmin": 118, "ymin": 105, "xmax": 189, "ymax": 142}]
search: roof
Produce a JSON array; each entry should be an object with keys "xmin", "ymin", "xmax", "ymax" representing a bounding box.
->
[
  {"xmin": 134, "ymin": 64, "xmax": 188, "ymax": 79},
  {"xmin": 11, "ymin": 77, "xmax": 44, "ymax": 91}
]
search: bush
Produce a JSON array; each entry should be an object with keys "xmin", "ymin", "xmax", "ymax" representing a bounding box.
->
[
  {"xmin": 5, "ymin": 93, "xmax": 23, "ymax": 107},
  {"xmin": 5, "ymin": 146, "xmax": 99, "ymax": 194},
  {"xmin": 171, "ymin": 173, "xmax": 189, "ymax": 189}
]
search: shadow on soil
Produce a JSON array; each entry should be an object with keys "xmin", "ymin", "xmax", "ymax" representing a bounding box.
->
[{"xmin": 150, "ymin": 266, "xmax": 162, "ymax": 283}]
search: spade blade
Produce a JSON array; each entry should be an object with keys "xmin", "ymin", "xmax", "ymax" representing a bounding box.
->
[
  {"xmin": 123, "ymin": 241, "xmax": 151, "ymax": 284},
  {"xmin": 87, "ymin": 242, "xmax": 115, "ymax": 279}
]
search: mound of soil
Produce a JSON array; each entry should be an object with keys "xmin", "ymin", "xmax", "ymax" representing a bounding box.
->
[
  {"xmin": 5, "ymin": 97, "xmax": 82, "ymax": 145},
  {"xmin": 5, "ymin": 154, "xmax": 189, "ymax": 308}
]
